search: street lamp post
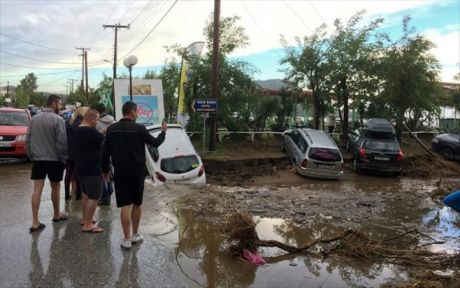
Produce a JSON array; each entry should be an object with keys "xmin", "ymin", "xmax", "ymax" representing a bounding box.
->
[{"xmin": 123, "ymin": 55, "xmax": 138, "ymax": 102}]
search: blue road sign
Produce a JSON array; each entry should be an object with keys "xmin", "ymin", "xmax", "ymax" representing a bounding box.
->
[{"xmin": 192, "ymin": 99, "xmax": 217, "ymax": 113}]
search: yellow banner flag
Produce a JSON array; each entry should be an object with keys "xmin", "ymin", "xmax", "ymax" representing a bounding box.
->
[{"xmin": 177, "ymin": 42, "xmax": 205, "ymax": 123}]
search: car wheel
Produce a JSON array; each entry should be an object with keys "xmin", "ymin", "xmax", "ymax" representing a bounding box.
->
[{"xmin": 441, "ymin": 147, "xmax": 454, "ymax": 161}]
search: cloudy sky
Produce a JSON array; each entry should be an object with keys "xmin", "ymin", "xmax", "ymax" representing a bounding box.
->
[{"xmin": 0, "ymin": 0, "xmax": 459, "ymax": 93}]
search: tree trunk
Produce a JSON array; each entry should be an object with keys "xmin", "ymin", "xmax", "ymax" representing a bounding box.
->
[
  {"xmin": 341, "ymin": 77, "xmax": 349, "ymax": 138},
  {"xmin": 313, "ymin": 89, "xmax": 321, "ymax": 130}
]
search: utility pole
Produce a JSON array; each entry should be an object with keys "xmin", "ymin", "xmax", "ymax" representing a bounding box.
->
[
  {"xmin": 84, "ymin": 50, "xmax": 89, "ymax": 102},
  {"xmin": 67, "ymin": 79, "xmax": 78, "ymax": 95},
  {"xmin": 6, "ymin": 80, "xmax": 9, "ymax": 99},
  {"xmin": 75, "ymin": 47, "xmax": 90, "ymax": 94},
  {"xmin": 103, "ymin": 23, "xmax": 130, "ymax": 109},
  {"xmin": 209, "ymin": 0, "xmax": 221, "ymax": 151},
  {"xmin": 65, "ymin": 84, "xmax": 70, "ymax": 100}
]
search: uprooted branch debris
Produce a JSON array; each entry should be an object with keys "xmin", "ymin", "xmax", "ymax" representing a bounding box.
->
[{"xmin": 225, "ymin": 212, "xmax": 460, "ymax": 270}]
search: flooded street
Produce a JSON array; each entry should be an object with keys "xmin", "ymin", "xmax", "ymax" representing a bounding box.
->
[{"xmin": 1, "ymin": 161, "xmax": 459, "ymax": 287}]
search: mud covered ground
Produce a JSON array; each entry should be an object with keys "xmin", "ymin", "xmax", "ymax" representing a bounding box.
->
[
  {"xmin": 202, "ymin": 135, "xmax": 460, "ymax": 186},
  {"xmin": 173, "ymin": 136, "xmax": 460, "ymax": 287}
]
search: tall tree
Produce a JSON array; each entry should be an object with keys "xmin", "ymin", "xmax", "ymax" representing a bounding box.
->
[
  {"xmin": 379, "ymin": 16, "xmax": 442, "ymax": 133},
  {"xmin": 157, "ymin": 62, "xmax": 180, "ymax": 120},
  {"xmin": 20, "ymin": 73, "xmax": 38, "ymax": 93},
  {"xmin": 15, "ymin": 73, "xmax": 38, "ymax": 107},
  {"xmin": 281, "ymin": 25, "xmax": 330, "ymax": 130},
  {"xmin": 326, "ymin": 11, "xmax": 382, "ymax": 136},
  {"xmin": 167, "ymin": 14, "xmax": 257, "ymax": 132}
]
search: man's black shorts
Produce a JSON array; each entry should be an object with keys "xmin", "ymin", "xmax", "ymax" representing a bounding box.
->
[
  {"xmin": 113, "ymin": 173, "xmax": 145, "ymax": 207},
  {"xmin": 80, "ymin": 175, "xmax": 103, "ymax": 200},
  {"xmin": 31, "ymin": 161, "xmax": 65, "ymax": 182}
]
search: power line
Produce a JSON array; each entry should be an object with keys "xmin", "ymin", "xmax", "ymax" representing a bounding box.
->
[
  {"xmin": 282, "ymin": 0, "xmax": 313, "ymax": 33},
  {"xmin": 117, "ymin": 0, "xmax": 136, "ymax": 23},
  {"xmin": 104, "ymin": 0, "xmax": 121, "ymax": 24},
  {"xmin": 0, "ymin": 69, "xmax": 81, "ymax": 78},
  {"xmin": 0, "ymin": 62, "xmax": 79, "ymax": 70},
  {"xmin": 120, "ymin": 0, "xmax": 178, "ymax": 59},
  {"xmin": 0, "ymin": 32, "xmax": 75, "ymax": 55},
  {"xmin": 307, "ymin": 0, "xmax": 326, "ymax": 23},
  {"xmin": 39, "ymin": 70, "xmax": 80, "ymax": 87},
  {"xmin": 240, "ymin": 1, "xmax": 282, "ymax": 58},
  {"xmin": 117, "ymin": 1, "xmax": 166, "ymax": 53},
  {"xmin": 0, "ymin": 50, "xmax": 80, "ymax": 65}
]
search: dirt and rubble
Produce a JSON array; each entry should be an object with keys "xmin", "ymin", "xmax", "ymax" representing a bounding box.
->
[{"xmin": 170, "ymin": 136, "xmax": 460, "ymax": 287}]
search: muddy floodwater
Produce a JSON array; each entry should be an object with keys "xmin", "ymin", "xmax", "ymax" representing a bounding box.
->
[{"xmin": 1, "ymin": 161, "xmax": 459, "ymax": 287}]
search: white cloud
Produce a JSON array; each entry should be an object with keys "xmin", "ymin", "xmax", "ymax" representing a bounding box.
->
[
  {"xmin": 423, "ymin": 28, "xmax": 460, "ymax": 82},
  {"xmin": 1, "ymin": 0, "xmax": 458, "ymax": 91}
]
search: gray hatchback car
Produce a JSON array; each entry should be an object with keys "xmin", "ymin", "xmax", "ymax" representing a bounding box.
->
[{"xmin": 282, "ymin": 128, "xmax": 344, "ymax": 179}]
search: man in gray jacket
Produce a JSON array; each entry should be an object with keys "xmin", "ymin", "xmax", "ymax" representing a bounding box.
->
[{"xmin": 26, "ymin": 94, "xmax": 68, "ymax": 232}]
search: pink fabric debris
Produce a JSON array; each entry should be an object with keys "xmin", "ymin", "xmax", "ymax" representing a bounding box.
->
[{"xmin": 242, "ymin": 249, "xmax": 266, "ymax": 266}]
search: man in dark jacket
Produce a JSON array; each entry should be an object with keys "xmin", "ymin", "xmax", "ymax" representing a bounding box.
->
[{"xmin": 102, "ymin": 101, "xmax": 167, "ymax": 249}]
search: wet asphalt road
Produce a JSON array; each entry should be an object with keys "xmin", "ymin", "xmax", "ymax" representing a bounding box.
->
[
  {"xmin": 1, "ymin": 160, "xmax": 459, "ymax": 288},
  {"xmin": 0, "ymin": 161, "xmax": 189, "ymax": 288}
]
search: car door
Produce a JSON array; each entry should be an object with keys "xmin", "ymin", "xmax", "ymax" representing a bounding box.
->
[{"xmin": 295, "ymin": 133, "xmax": 308, "ymax": 166}]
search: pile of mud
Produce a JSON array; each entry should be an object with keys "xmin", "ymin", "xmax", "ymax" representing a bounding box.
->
[
  {"xmin": 402, "ymin": 154, "xmax": 459, "ymax": 178},
  {"xmin": 204, "ymin": 157, "xmax": 290, "ymax": 186},
  {"xmin": 431, "ymin": 178, "xmax": 460, "ymax": 200}
]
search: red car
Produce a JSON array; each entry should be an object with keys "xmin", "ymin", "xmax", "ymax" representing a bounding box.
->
[{"xmin": 0, "ymin": 108, "xmax": 32, "ymax": 159}]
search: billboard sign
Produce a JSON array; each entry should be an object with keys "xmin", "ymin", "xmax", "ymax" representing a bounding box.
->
[{"xmin": 114, "ymin": 79, "xmax": 165, "ymax": 126}]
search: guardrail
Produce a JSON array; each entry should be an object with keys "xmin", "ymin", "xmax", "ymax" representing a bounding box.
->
[
  {"xmin": 187, "ymin": 130, "xmax": 440, "ymax": 143},
  {"xmin": 187, "ymin": 130, "xmax": 283, "ymax": 142}
]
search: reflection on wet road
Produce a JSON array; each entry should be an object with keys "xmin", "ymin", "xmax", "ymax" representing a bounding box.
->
[{"xmin": 1, "ymin": 162, "xmax": 459, "ymax": 287}]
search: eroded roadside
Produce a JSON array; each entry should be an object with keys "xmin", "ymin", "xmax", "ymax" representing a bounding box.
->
[{"xmin": 161, "ymin": 152, "xmax": 460, "ymax": 287}]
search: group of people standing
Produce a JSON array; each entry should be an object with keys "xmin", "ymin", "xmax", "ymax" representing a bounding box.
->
[{"xmin": 25, "ymin": 94, "xmax": 167, "ymax": 250}]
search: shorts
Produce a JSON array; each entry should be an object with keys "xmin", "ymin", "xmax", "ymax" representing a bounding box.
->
[
  {"xmin": 80, "ymin": 175, "xmax": 103, "ymax": 200},
  {"xmin": 31, "ymin": 161, "xmax": 65, "ymax": 182},
  {"xmin": 113, "ymin": 173, "xmax": 145, "ymax": 207}
]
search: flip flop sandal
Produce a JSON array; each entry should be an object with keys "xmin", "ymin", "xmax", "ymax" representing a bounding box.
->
[
  {"xmin": 52, "ymin": 214, "xmax": 69, "ymax": 223},
  {"xmin": 81, "ymin": 227, "xmax": 104, "ymax": 233},
  {"xmin": 80, "ymin": 220, "xmax": 97, "ymax": 226},
  {"xmin": 29, "ymin": 223, "xmax": 46, "ymax": 233}
]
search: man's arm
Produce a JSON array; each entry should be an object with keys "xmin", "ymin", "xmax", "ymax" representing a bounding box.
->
[
  {"xmin": 25, "ymin": 121, "xmax": 32, "ymax": 159},
  {"xmin": 102, "ymin": 133, "xmax": 111, "ymax": 173},
  {"xmin": 93, "ymin": 129, "xmax": 105, "ymax": 146},
  {"xmin": 142, "ymin": 126, "xmax": 166, "ymax": 148},
  {"xmin": 56, "ymin": 118, "xmax": 68, "ymax": 164}
]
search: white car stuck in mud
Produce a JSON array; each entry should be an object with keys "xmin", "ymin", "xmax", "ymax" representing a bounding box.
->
[{"xmin": 145, "ymin": 124, "xmax": 206, "ymax": 186}]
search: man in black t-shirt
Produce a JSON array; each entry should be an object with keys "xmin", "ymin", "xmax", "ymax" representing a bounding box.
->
[
  {"xmin": 102, "ymin": 101, "xmax": 167, "ymax": 249},
  {"xmin": 75, "ymin": 109, "xmax": 105, "ymax": 233}
]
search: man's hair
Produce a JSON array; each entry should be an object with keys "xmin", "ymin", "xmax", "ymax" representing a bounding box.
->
[
  {"xmin": 122, "ymin": 101, "xmax": 137, "ymax": 116},
  {"xmin": 46, "ymin": 94, "xmax": 61, "ymax": 107},
  {"xmin": 83, "ymin": 108, "xmax": 99, "ymax": 121},
  {"xmin": 93, "ymin": 103, "xmax": 106, "ymax": 114}
]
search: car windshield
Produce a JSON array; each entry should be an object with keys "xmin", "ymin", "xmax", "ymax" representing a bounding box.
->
[
  {"xmin": 364, "ymin": 140, "xmax": 399, "ymax": 151},
  {"xmin": 308, "ymin": 148, "xmax": 342, "ymax": 162},
  {"xmin": 161, "ymin": 155, "xmax": 199, "ymax": 174},
  {"xmin": 0, "ymin": 111, "xmax": 30, "ymax": 126}
]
